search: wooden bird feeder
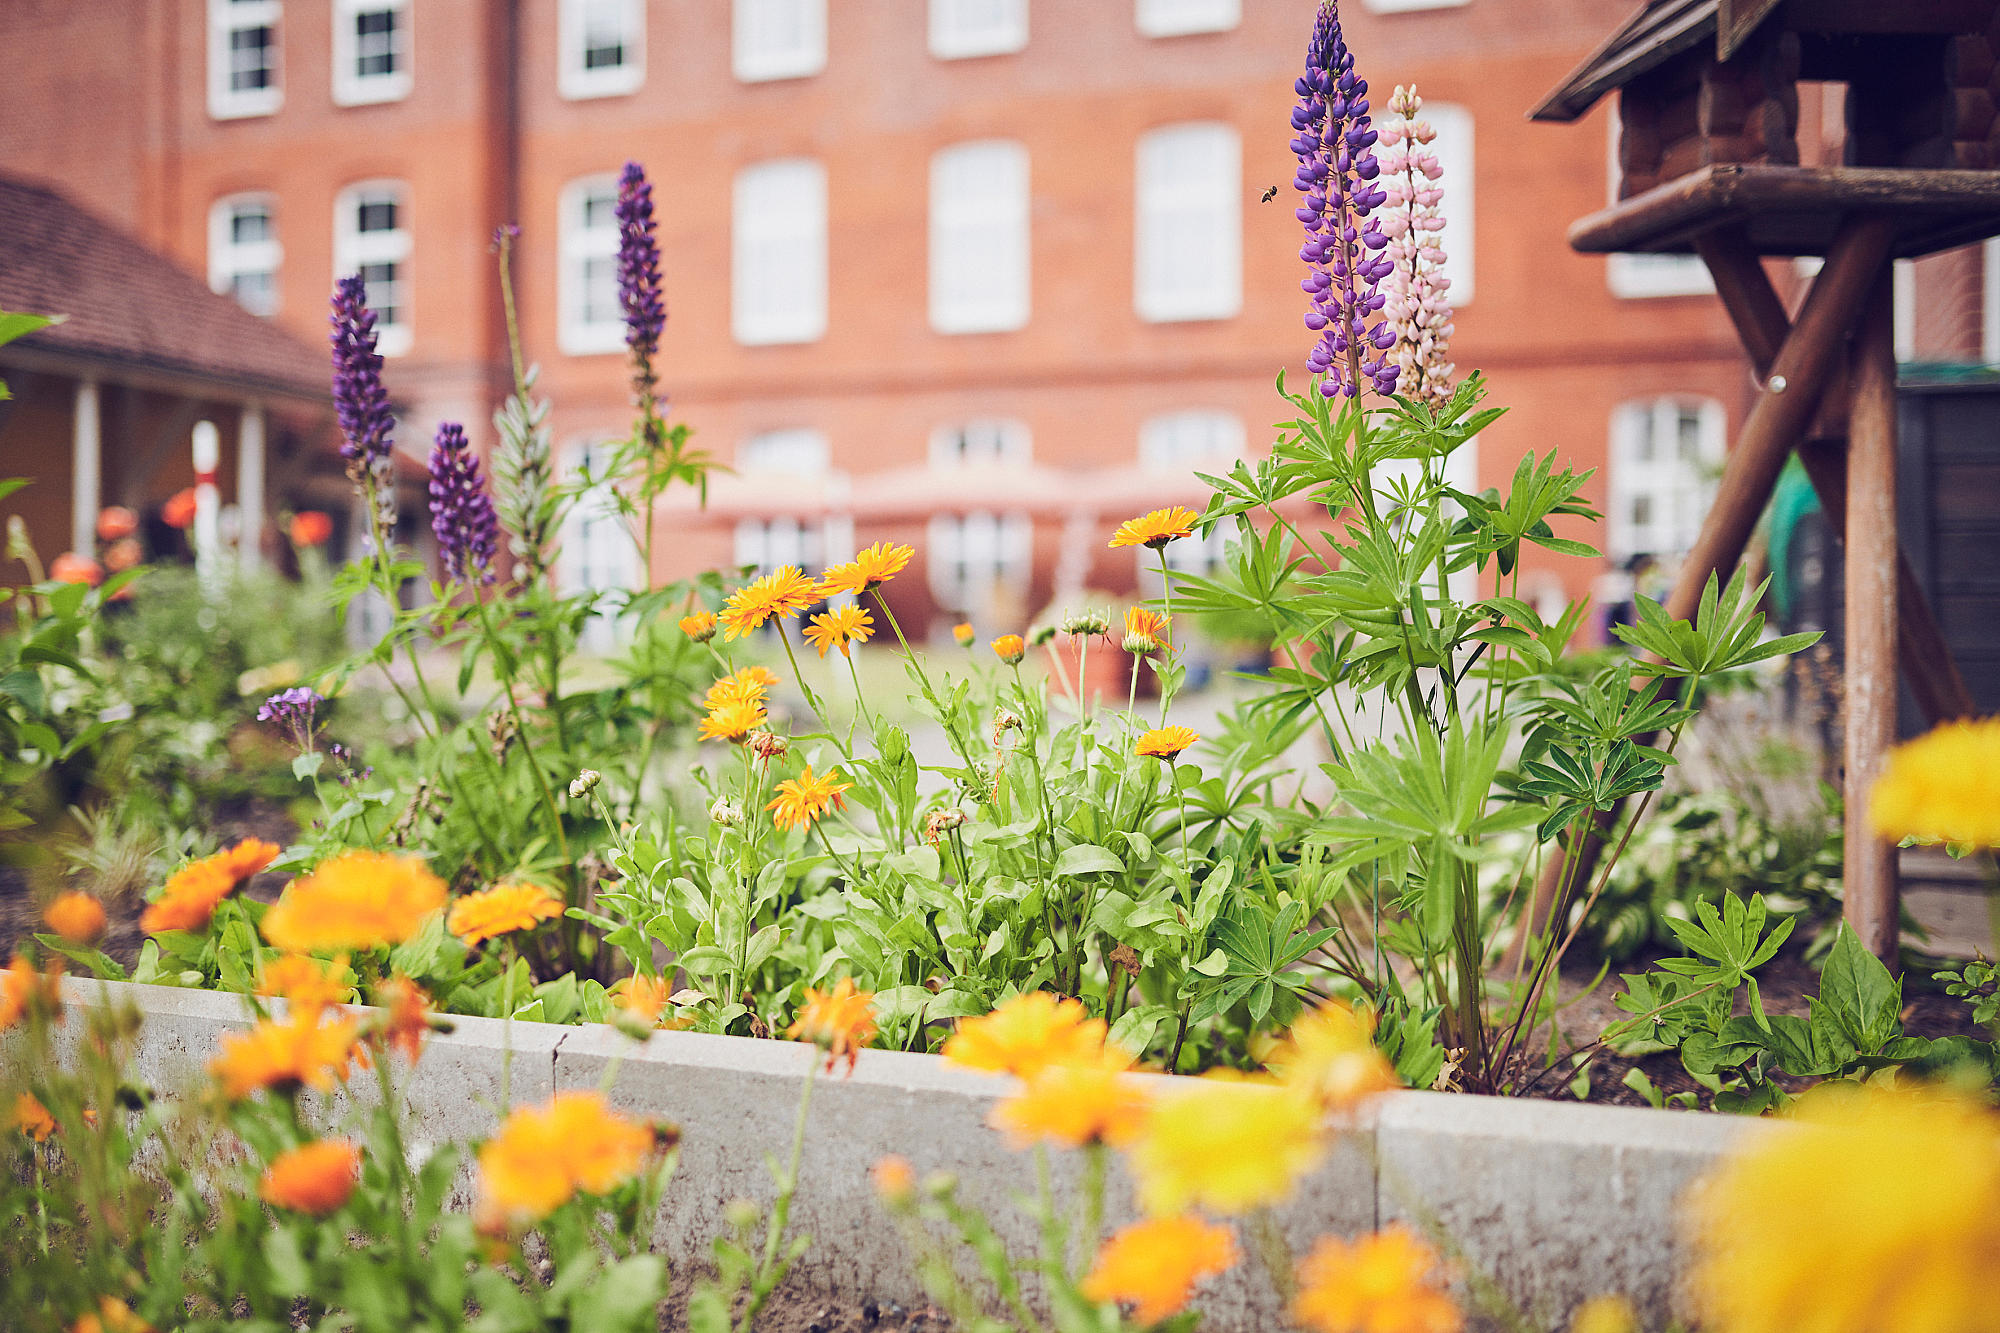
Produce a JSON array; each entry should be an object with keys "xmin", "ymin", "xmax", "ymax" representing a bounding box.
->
[{"xmin": 1530, "ymin": 0, "xmax": 1991, "ymax": 965}]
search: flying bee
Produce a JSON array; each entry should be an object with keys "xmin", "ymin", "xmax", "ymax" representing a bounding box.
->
[{"xmin": 1260, "ymin": 185, "xmax": 1280, "ymax": 203}]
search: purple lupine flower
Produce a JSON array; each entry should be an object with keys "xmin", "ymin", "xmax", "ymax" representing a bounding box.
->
[
  {"xmin": 259, "ymin": 686, "xmax": 324, "ymax": 752},
  {"xmin": 426, "ymin": 421, "xmax": 500, "ymax": 585},
  {"xmin": 330, "ymin": 274, "xmax": 398, "ymax": 529},
  {"xmin": 615, "ymin": 162, "xmax": 666, "ymax": 370},
  {"xmin": 1292, "ymin": 1, "xmax": 1399, "ymax": 399}
]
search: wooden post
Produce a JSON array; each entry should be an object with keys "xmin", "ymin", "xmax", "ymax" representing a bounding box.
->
[{"xmin": 1845, "ymin": 266, "xmax": 1902, "ymax": 966}]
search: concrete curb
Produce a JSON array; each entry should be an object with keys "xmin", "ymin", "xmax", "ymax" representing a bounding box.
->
[{"xmin": 40, "ymin": 978, "xmax": 1761, "ymax": 1330}]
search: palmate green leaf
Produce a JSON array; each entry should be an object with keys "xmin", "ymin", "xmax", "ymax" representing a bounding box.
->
[{"xmin": 1613, "ymin": 568, "xmax": 1823, "ymax": 679}]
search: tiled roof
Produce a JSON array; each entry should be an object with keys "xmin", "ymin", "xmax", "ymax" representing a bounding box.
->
[{"xmin": 0, "ymin": 174, "xmax": 327, "ymax": 402}]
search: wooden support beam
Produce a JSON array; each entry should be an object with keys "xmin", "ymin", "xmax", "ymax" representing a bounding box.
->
[{"xmin": 1845, "ymin": 272, "xmax": 1903, "ymax": 965}]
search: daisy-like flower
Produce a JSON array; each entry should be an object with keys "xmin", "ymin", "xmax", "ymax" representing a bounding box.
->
[
  {"xmin": 1136, "ymin": 726, "xmax": 1199, "ymax": 760},
  {"xmin": 991, "ymin": 634, "xmax": 1025, "ymax": 665},
  {"xmin": 942, "ymin": 992, "xmax": 1111, "ymax": 1079},
  {"xmin": 803, "ymin": 605, "xmax": 875, "ymax": 658},
  {"xmin": 1266, "ymin": 1001, "xmax": 1401, "ymax": 1111},
  {"xmin": 1122, "ymin": 606, "xmax": 1169, "ymax": 655},
  {"xmin": 141, "ymin": 838, "xmax": 281, "ymax": 935},
  {"xmin": 613, "ymin": 972, "xmax": 672, "ymax": 1040},
  {"xmin": 818, "ymin": 541, "xmax": 914, "ymax": 597},
  {"xmin": 704, "ymin": 666, "xmax": 780, "ymax": 710},
  {"xmin": 209, "ymin": 1010, "xmax": 364, "ymax": 1101},
  {"xmin": 766, "ymin": 765, "xmax": 852, "ymax": 830},
  {"xmin": 372, "ymin": 975, "xmax": 435, "ymax": 1062},
  {"xmin": 43, "ymin": 891, "xmax": 106, "ymax": 945},
  {"xmin": 15, "ymin": 1090, "xmax": 56, "ymax": 1142},
  {"xmin": 447, "ymin": 881, "xmax": 565, "ymax": 949},
  {"xmin": 1129, "ymin": 1078, "xmax": 1325, "ymax": 1216},
  {"xmin": 990, "ymin": 1046, "xmax": 1150, "ymax": 1150},
  {"xmin": 720, "ymin": 566, "xmax": 823, "ymax": 640},
  {"xmin": 259, "ymin": 1138, "xmax": 361, "ymax": 1215},
  {"xmin": 679, "ymin": 610, "xmax": 718, "ymax": 642},
  {"xmin": 1292, "ymin": 1225, "xmax": 1462, "ymax": 1333},
  {"xmin": 786, "ymin": 976, "xmax": 878, "ymax": 1072},
  {"xmin": 1869, "ymin": 716, "xmax": 2000, "ymax": 847},
  {"xmin": 952, "ymin": 622, "xmax": 975, "ymax": 646},
  {"xmin": 477, "ymin": 1091, "xmax": 655, "ymax": 1228},
  {"xmin": 1108, "ymin": 506, "xmax": 1201, "ymax": 550},
  {"xmin": 700, "ymin": 699, "xmax": 767, "ymax": 743},
  {"xmin": 0, "ymin": 954, "xmax": 59, "ymax": 1030},
  {"xmin": 257, "ymin": 953, "xmax": 352, "ymax": 1018},
  {"xmin": 260, "ymin": 851, "xmax": 448, "ymax": 954},
  {"xmin": 1081, "ymin": 1214, "xmax": 1240, "ymax": 1326}
]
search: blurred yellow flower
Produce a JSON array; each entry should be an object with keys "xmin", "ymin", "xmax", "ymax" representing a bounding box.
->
[
  {"xmin": 766, "ymin": 765, "xmax": 852, "ymax": 831},
  {"xmin": 447, "ymin": 881, "xmax": 565, "ymax": 948},
  {"xmin": 787, "ymin": 976, "xmax": 878, "ymax": 1071},
  {"xmin": 43, "ymin": 891, "xmax": 107, "ymax": 945},
  {"xmin": 952, "ymin": 622, "xmax": 975, "ymax": 646},
  {"xmin": 259, "ymin": 1138, "xmax": 361, "ymax": 1215},
  {"xmin": 257, "ymin": 953, "xmax": 352, "ymax": 1017},
  {"xmin": 1266, "ymin": 1002, "xmax": 1401, "ymax": 1111},
  {"xmin": 0, "ymin": 953, "xmax": 59, "ymax": 1029},
  {"xmin": 477, "ymin": 1091, "xmax": 654, "ymax": 1227},
  {"xmin": 1109, "ymin": 506, "xmax": 1200, "ymax": 550},
  {"xmin": 699, "ymin": 699, "xmax": 767, "ymax": 743},
  {"xmin": 942, "ymin": 991, "xmax": 1111, "ymax": 1079},
  {"xmin": 872, "ymin": 1154, "xmax": 916, "ymax": 1204},
  {"xmin": 819, "ymin": 541, "xmax": 914, "ymax": 596},
  {"xmin": 1129, "ymin": 1078, "xmax": 1324, "ymax": 1216},
  {"xmin": 261, "ymin": 851, "xmax": 447, "ymax": 954},
  {"xmin": 720, "ymin": 566, "xmax": 823, "ymax": 640},
  {"xmin": 1292, "ymin": 1225, "xmax": 1462, "ymax": 1333},
  {"xmin": 990, "ymin": 1048, "xmax": 1151, "ymax": 1150},
  {"xmin": 14, "ymin": 1090, "xmax": 55, "ymax": 1142},
  {"xmin": 1567, "ymin": 1296, "xmax": 1639, "ymax": 1333},
  {"xmin": 1684, "ymin": 1081, "xmax": 2000, "ymax": 1333},
  {"xmin": 209, "ymin": 1011, "xmax": 363, "ymax": 1100},
  {"xmin": 804, "ymin": 604, "xmax": 875, "ymax": 658},
  {"xmin": 141, "ymin": 838, "xmax": 280, "ymax": 934},
  {"xmin": 373, "ymin": 975, "xmax": 434, "ymax": 1062},
  {"xmin": 991, "ymin": 634, "xmax": 1025, "ymax": 664},
  {"xmin": 70, "ymin": 1296, "xmax": 154, "ymax": 1333},
  {"xmin": 1135, "ymin": 726, "xmax": 1199, "ymax": 760},
  {"xmin": 1869, "ymin": 716, "xmax": 2000, "ymax": 847},
  {"xmin": 1080, "ymin": 1214, "xmax": 1239, "ymax": 1325},
  {"xmin": 704, "ymin": 666, "xmax": 779, "ymax": 710}
]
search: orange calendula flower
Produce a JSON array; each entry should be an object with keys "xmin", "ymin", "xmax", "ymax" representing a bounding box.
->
[
  {"xmin": 872, "ymin": 1154, "xmax": 917, "ymax": 1204},
  {"xmin": 209, "ymin": 1010, "xmax": 364, "ymax": 1100},
  {"xmin": 787, "ymin": 976, "xmax": 879, "ymax": 1071},
  {"xmin": 1109, "ymin": 506, "xmax": 1201, "ymax": 550},
  {"xmin": 803, "ymin": 604, "xmax": 875, "ymax": 658},
  {"xmin": 260, "ymin": 850, "xmax": 448, "ymax": 954},
  {"xmin": 0, "ymin": 953, "xmax": 59, "ymax": 1029},
  {"xmin": 288, "ymin": 510, "xmax": 333, "ymax": 547},
  {"xmin": 767, "ymin": 765, "xmax": 852, "ymax": 831},
  {"xmin": 1081, "ymin": 1214, "xmax": 1240, "ymax": 1325},
  {"xmin": 952, "ymin": 622, "xmax": 975, "ymax": 646},
  {"xmin": 1292, "ymin": 1226, "xmax": 1463, "ymax": 1333},
  {"xmin": 700, "ymin": 699, "xmax": 768, "ymax": 743},
  {"xmin": 259, "ymin": 1138, "xmax": 361, "ymax": 1215},
  {"xmin": 374, "ymin": 975, "xmax": 435, "ymax": 1062},
  {"xmin": 1135, "ymin": 726, "xmax": 1199, "ymax": 760},
  {"xmin": 991, "ymin": 634, "xmax": 1025, "ymax": 665},
  {"xmin": 1129, "ymin": 1078, "xmax": 1324, "ymax": 1216},
  {"xmin": 942, "ymin": 991, "xmax": 1111, "ymax": 1079},
  {"xmin": 477, "ymin": 1091, "xmax": 655, "ymax": 1227},
  {"xmin": 705, "ymin": 665, "xmax": 780, "ymax": 710},
  {"xmin": 257, "ymin": 953, "xmax": 351, "ymax": 1017},
  {"xmin": 14, "ymin": 1090, "xmax": 56, "ymax": 1142},
  {"xmin": 43, "ymin": 891, "xmax": 107, "ymax": 945},
  {"xmin": 615, "ymin": 972, "xmax": 671, "ymax": 1036},
  {"xmin": 447, "ymin": 881, "xmax": 565, "ymax": 948},
  {"xmin": 141, "ymin": 838, "xmax": 281, "ymax": 935},
  {"xmin": 720, "ymin": 566, "xmax": 823, "ymax": 640},
  {"xmin": 1122, "ymin": 607, "xmax": 1170, "ymax": 655},
  {"xmin": 818, "ymin": 541, "xmax": 914, "ymax": 596},
  {"xmin": 679, "ymin": 609, "xmax": 719, "ymax": 642},
  {"xmin": 70, "ymin": 1296, "xmax": 155, "ymax": 1333},
  {"xmin": 1266, "ymin": 1002, "xmax": 1401, "ymax": 1111},
  {"xmin": 991, "ymin": 1047, "xmax": 1150, "ymax": 1150}
]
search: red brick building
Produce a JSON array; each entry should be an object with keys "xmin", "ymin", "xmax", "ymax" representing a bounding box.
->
[{"xmin": 5, "ymin": 0, "xmax": 1988, "ymax": 637}]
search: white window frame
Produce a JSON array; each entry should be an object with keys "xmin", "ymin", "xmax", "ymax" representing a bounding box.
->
[
  {"xmin": 737, "ymin": 428, "xmax": 831, "ymax": 476},
  {"xmin": 208, "ymin": 0, "xmax": 283, "ymax": 119},
  {"xmin": 558, "ymin": 174, "xmax": 625, "ymax": 356},
  {"xmin": 732, "ymin": 158, "xmax": 829, "ymax": 346},
  {"xmin": 927, "ymin": 510, "xmax": 1034, "ymax": 618},
  {"xmin": 560, "ymin": 440, "xmax": 640, "ymax": 650},
  {"xmin": 1423, "ymin": 102, "xmax": 1475, "ymax": 307},
  {"xmin": 733, "ymin": 0, "xmax": 826, "ymax": 82},
  {"xmin": 929, "ymin": 0, "xmax": 1028, "ymax": 60},
  {"xmin": 1604, "ymin": 103, "xmax": 1714, "ymax": 299},
  {"xmin": 1135, "ymin": 122, "xmax": 1242, "ymax": 323},
  {"xmin": 1982, "ymin": 237, "xmax": 2000, "ymax": 364},
  {"xmin": 332, "ymin": 0, "xmax": 412, "ymax": 107},
  {"xmin": 208, "ymin": 193, "xmax": 283, "ymax": 317},
  {"xmin": 558, "ymin": 0, "xmax": 644, "ymax": 99},
  {"xmin": 1607, "ymin": 398, "xmax": 1726, "ymax": 565},
  {"xmin": 930, "ymin": 140, "xmax": 1031, "ymax": 334},
  {"xmin": 1893, "ymin": 257, "xmax": 1916, "ymax": 362},
  {"xmin": 334, "ymin": 180, "xmax": 413, "ymax": 357},
  {"xmin": 929, "ymin": 419, "xmax": 1031, "ymax": 470},
  {"xmin": 1138, "ymin": 409, "xmax": 1243, "ymax": 474},
  {"xmin": 1135, "ymin": 0, "xmax": 1238, "ymax": 38}
]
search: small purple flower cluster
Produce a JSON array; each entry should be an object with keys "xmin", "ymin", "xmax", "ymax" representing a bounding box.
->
[
  {"xmin": 616, "ymin": 161, "xmax": 666, "ymax": 373},
  {"xmin": 1379, "ymin": 84, "xmax": 1456, "ymax": 408},
  {"xmin": 329, "ymin": 275, "xmax": 397, "ymax": 516},
  {"xmin": 1292, "ymin": 1, "xmax": 1398, "ymax": 399},
  {"xmin": 426, "ymin": 422, "xmax": 500, "ymax": 586},
  {"xmin": 258, "ymin": 686, "xmax": 324, "ymax": 751}
]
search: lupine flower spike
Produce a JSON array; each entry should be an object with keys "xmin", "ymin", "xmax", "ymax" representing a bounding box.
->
[
  {"xmin": 329, "ymin": 274, "xmax": 398, "ymax": 532},
  {"xmin": 615, "ymin": 161, "xmax": 668, "ymax": 428},
  {"xmin": 1378, "ymin": 84, "xmax": 1456, "ymax": 409},
  {"xmin": 427, "ymin": 422, "xmax": 501, "ymax": 586},
  {"xmin": 1293, "ymin": 1, "xmax": 1398, "ymax": 399}
]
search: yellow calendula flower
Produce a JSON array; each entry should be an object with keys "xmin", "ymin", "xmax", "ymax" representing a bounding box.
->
[
  {"xmin": 14, "ymin": 1090, "xmax": 56, "ymax": 1142},
  {"xmin": 766, "ymin": 765, "xmax": 852, "ymax": 831},
  {"xmin": 1081, "ymin": 1214, "xmax": 1239, "ymax": 1325},
  {"xmin": 991, "ymin": 634, "xmax": 1025, "ymax": 665},
  {"xmin": 1683, "ymin": 1081, "xmax": 2000, "ymax": 1333},
  {"xmin": 259, "ymin": 1138, "xmax": 361, "ymax": 1215},
  {"xmin": 952, "ymin": 621, "xmax": 975, "ymax": 646},
  {"xmin": 43, "ymin": 891, "xmax": 107, "ymax": 945},
  {"xmin": 141, "ymin": 838, "xmax": 281, "ymax": 934},
  {"xmin": 260, "ymin": 851, "xmax": 447, "ymax": 954},
  {"xmin": 1292, "ymin": 1225, "xmax": 1462, "ymax": 1333},
  {"xmin": 704, "ymin": 666, "xmax": 780, "ymax": 710},
  {"xmin": 257, "ymin": 953, "xmax": 352, "ymax": 1017},
  {"xmin": 942, "ymin": 991, "xmax": 1111, "ymax": 1079},
  {"xmin": 872, "ymin": 1154, "xmax": 917, "ymax": 1204},
  {"xmin": 787, "ymin": 976, "xmax": 878, "ymax": 1071},
  {"xmin": 208, "ymin": 1011, "xmax": 364, "ymax": 1101},
  {"xmin": 818, "ymin": 541, "xmax": 914, "ymax": 597},
  {"xmin": 803, "ymin": 604, "xmax": 875, "ymax": 658},
  {"xmin": 70, "ymin": 1297, "xmax": 154, "ymax": 1333},
  {"xmin": 1266, "ymin": 1002, "xmax": 1401, "ymax": 1111},
  {"xmin": 720, "ymin": 566, "xmax": 823, "ymax": 640},
  {"xmin": 990, "ymin": 1047, "xmax": 1150, "ymax": 1150},
  {"xmin": 1122, "ymin": 606, "xmax": 1169, "ymax": 654},
  {"xmin": 679, "ymin": 609, "xmax": 718, "ymax": 641},
  {"xmin": 477, "ymin": 1091, "xmax": 655, "ymax": 1227},
  {"xmin": 699, "ymin": 699, "xmax": 768, "ymax": 743},
  {"xmin": 447, "ymin": 881, "xmax": 565, "ymax": 948},
  {"xmin": 1869, "ymin": 716, "xmax": 2000, "ymax": 847},
  {"xmin": 1109, "ymin": 506, "xmax": 1200, "ymax": 550},
  {"xmin": 1129, "ymin": 1078, "xmax": 1324, "ymax": 1216},
  {"xmin": 1567, "ymin": 1296, "xmax": 1639, "ymax": 1333},
  {"xmin": 1135, "ymin": 726, "xmax": 1199, "ymax": 760},
  {"xmin": 0, "ymin": 953, "xmax": 60, "ymax": 1029}
]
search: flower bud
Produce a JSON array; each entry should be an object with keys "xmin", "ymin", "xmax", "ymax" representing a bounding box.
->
[
  {"xmin": 1060, "ymin": 609, "xmax": 1110, "ymax": 637},
  {"xmin": 710, "ymin": 798, "xmax": 744, "ymax": 828},
  {"xmin": 568, "ymin": 770, "xmax": 602, "ymax": 799},
  {"xmin": 1027, "ymin": 623, "xmax": 1057, "ymax": 647},
  {"xmin": 750, "ymin": 731, "xmax": 790, "ymax": 761},
  {"xmin": 922, "ymin": 807, "xmax": 969, "ymax": 846},
  {"xmin": 952, "ymin": 621, "xmax": 975, "ymax": 646}
]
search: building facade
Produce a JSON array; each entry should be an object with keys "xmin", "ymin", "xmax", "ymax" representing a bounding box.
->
[{"xmin": 9, "ymin": 0, "xmax": 1983, "ymax": 639}]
